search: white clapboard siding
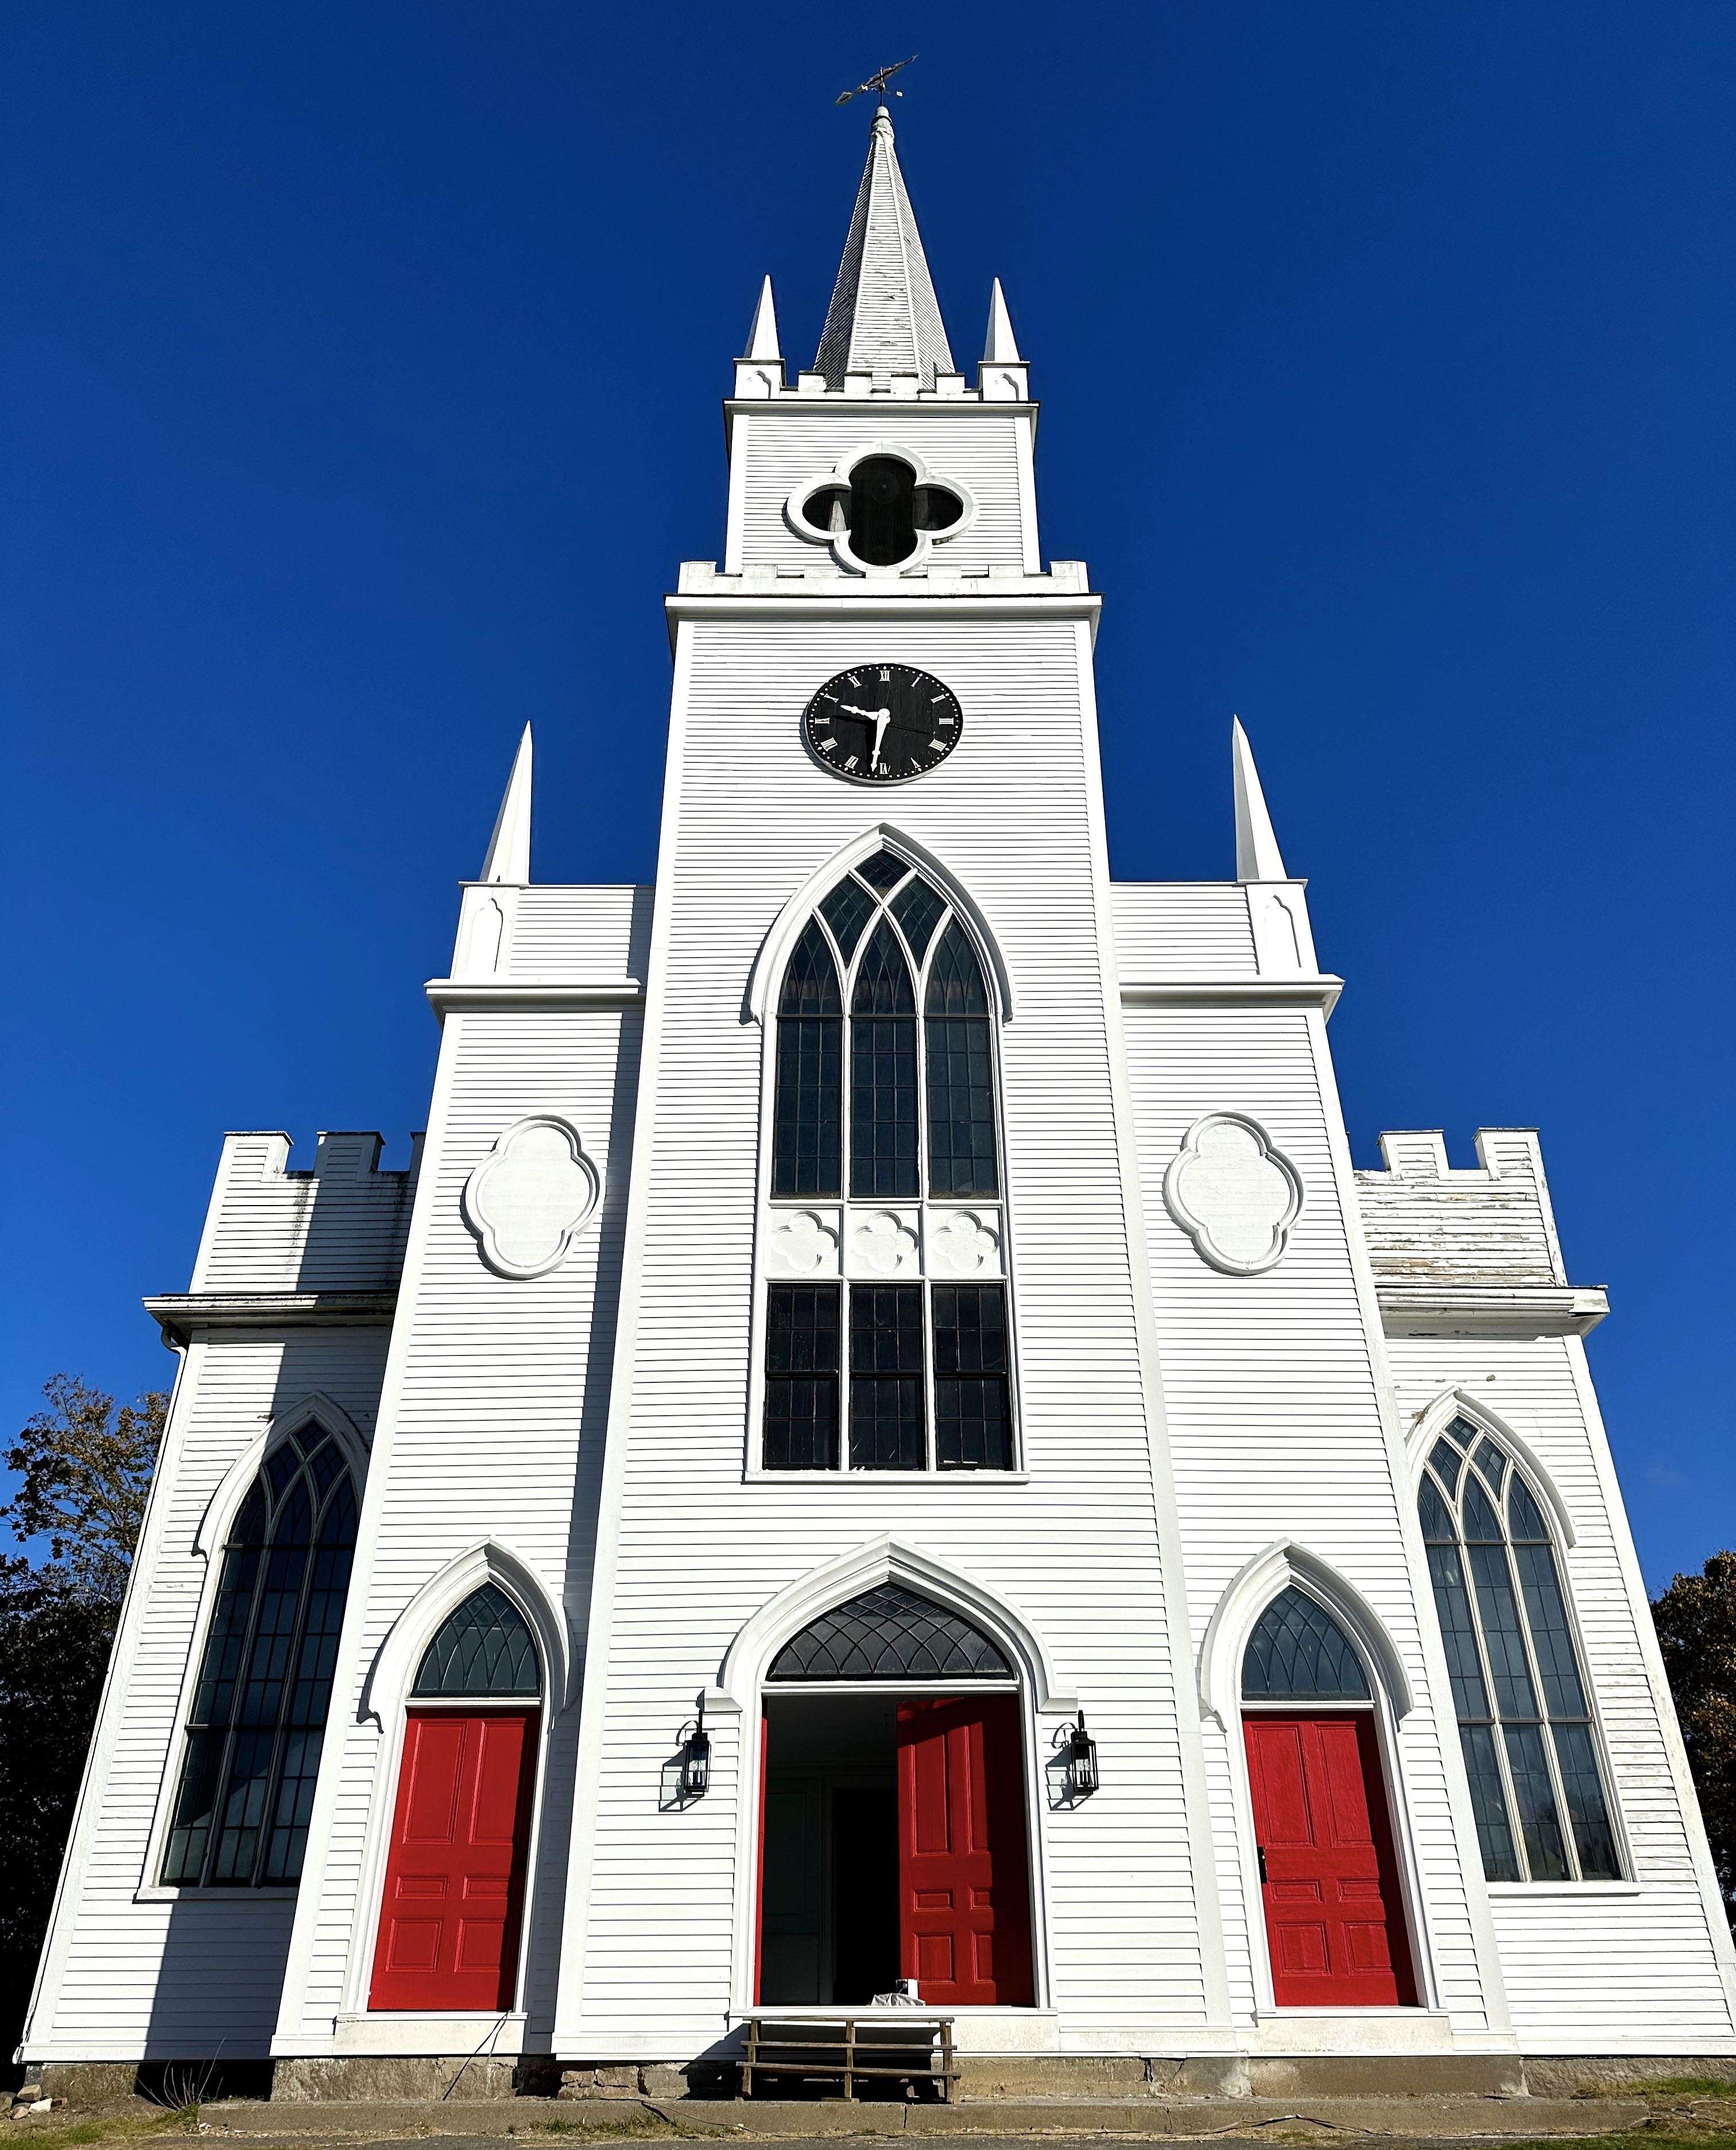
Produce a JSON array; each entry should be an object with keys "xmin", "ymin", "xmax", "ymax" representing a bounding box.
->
[
  {"xmin": 1110, "ymin": 885, "xmax": 1257, "ymax": 980},
  {"xmin": 282, "ymin": 996, "xmax": 642, "ymax": 2047},
  {"xmin": 192, "ymin": 1130, "xmax": 420, "ymax": 1293},
  {"xmin": 1121, "ymin": 1005, "xmax": 1493, "ymax": 2034},
  {"xmin": 1384, "ymin": 1328, "xmax": 1736, "ymax": 2047},
  {"xmin": 565, "ymin": 609, "xmax": 1214, "ymax": 2056},
  {"xmin": 1356, "ymin": 1130, "xmax": 1565, "ymax": 1287},
  {"xmin": 507, "ymin": 886, "xmax": 651, "ymax": 985},
  {"xmin": 35, "ymin": 1328, "xmax": 392, "ymax": 2057},
  {"xmin": 734, "ymin": 409, "xmax": 1028, "ymax": 572}
]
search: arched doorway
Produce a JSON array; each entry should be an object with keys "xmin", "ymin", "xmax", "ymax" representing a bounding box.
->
[
  {"xmin": 1241, "ymin": 1586, "xmax": 1415, "ymax": 2008},
  {"xmin": 369, "ymin": 1583, "xmax": 542, "ymax": 2011},
  {"xmin": 758, "ymin": 1582, "xmax": 1034, "ymax": 2008}
]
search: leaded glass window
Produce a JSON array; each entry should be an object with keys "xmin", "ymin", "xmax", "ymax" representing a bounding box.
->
[
  {"xmin": 1243, "ymin": 1587, "xmax": 1371, "ymax": 1700},
  {"xmin": 162, "ymin": 1424, "xmax": 357, "ymax": 1888},
  {"xmin": 766, "ymin": 1582, "xmax": 1013, "ymax": 1681},
  {"xmin": 773, "ymin": 919, "xmax": 842, "ymax": 1198},
  {"xmin": 765, "ymin": 857, "xmax": 1013, "ymax": 1472},
  {"xmin": 764, "ymin": 1284, "xmax": 841, "ymax": 1470},
  {"xmin": 1419, "ymin": 1418, "xmax": 1619, "ymax": 1882},
  {"xmin": 412, "ymin": 1583, "xmax": 541, "ymax": 1698}
]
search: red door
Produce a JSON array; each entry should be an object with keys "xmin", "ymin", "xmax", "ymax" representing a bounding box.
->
[
  {"xmin": 370, "ymin": 1710, "xmax": 537, "ymax": 2011},
  {"xmin": 1244, "ymin": 1712, "xmax": 1414, "ymax": 2007},
  {"xmin": 896, "ymin": 1696, "xmax": 1033, "ymax": 2005}
]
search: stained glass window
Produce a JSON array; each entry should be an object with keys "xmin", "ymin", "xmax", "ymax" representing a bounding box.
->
[
  {"xmin": 1418, "ymin": 1417, "xmax": 1619, "ymax": 1882},
  {"xmin": 162, "ymin": 1425, "xmax": 358, "ymax": 1888},
  {"xmin": 925, "ymin": 921, "xmax": 998, "ymax": 1198},
  {"xmin": 850, "ymin": 1284, "xmax": 925, "ymax": 1470},
  {"xmin": 1242, "ymin": 1586, "xmax": 1371, "ymax": 1700},
  {"xmin": 412, "ymin": 1583, "xmax": 541, "ymax": 1698},
  {"xmin": 933, "ymin": 1285, "xmax": 1012, "ymax": 1470}
]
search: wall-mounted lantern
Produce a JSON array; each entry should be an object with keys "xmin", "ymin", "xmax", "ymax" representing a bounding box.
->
[
  {"xmin": 676, "ymin": 1694, "xmax": 711, "ymax": 1803},
  {"xmin": 1064, "ymin": 1710, "xmax": 1099, "ymax": 1800}
]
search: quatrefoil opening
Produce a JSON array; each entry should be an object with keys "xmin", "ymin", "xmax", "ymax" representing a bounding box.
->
[
  {"xmin": 1163, "ymin": 1112, "xmax": 1302, "ymax": 1277},
  {"xmin": 463, "ymin": 1115, "xmax": 601, "ymax": 1281},
  {"xmin": 786, "ymin": 446, "xmax": 973, "ymax": 572}
]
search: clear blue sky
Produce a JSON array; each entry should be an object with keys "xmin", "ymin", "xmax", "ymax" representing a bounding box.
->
[{"xmin": 5, "ymin": 3, "xmax": 1732, "ymax": 1590}]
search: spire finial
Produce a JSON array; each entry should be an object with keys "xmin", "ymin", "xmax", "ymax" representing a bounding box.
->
[
  {"xmin": 744, "ymin": 276, "xmax": 781, "ymax": 362},
  {"xmin": 1231, "ymin": 717, "xmax": 1288, "ymax": 881},
  {"xmin": 983, "ymin": 278, "xmax": 1022, "ymax": 363},
  {"xmin": 481, "ymin": 724, "xmax": 533, "ymax": 884}
]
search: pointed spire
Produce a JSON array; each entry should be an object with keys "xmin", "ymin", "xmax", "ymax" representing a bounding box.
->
[
  {"xmin": 481, "ymin": 725, "xmax": 533, "ymax": 884},
  {"xmin": 983, "ymin": 278, "xmax": 1022, "ymax": 363},
  {"xmin": 816, "ymin": 106, "xmax": 954, "ymax": 389},
  {"xmin": 745, "ymin": 276, "xmax": 781, "ymax": 361},
  {"xmin": 1232, "ymin": 718, "xmax": 1288, "ymax": 881}
]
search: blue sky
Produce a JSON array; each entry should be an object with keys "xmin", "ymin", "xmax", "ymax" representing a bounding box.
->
[{"xmin": 5, "ymin": 2, "xmax": 1732, "ymax": 1590}]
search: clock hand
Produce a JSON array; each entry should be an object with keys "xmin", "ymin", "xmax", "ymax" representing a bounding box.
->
[
  {"xmin": 870, "ymin": 711, "xmax": 891, "ymax": 770},
  {"xmin": 836, "ymin": 703, "xmax": 891, "ymax": 720}
]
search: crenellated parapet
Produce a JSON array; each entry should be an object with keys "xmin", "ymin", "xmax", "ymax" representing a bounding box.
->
[
  {"xmin": 144, "ymin": 1131, "xmax": 422, "ymax": 1345},
  {"xmin": 1357, "ymin": 1128, "xmax": 1607, "ymax": 1337}
]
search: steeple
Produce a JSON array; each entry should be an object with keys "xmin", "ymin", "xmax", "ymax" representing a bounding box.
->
[{"xmin": 815, "ymin": 107, "xmax": 955, "ymax": 390}]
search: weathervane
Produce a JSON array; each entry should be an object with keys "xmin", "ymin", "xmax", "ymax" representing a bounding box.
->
[{"xmin": 836, "ymin": 55, "xmax": 917, "ymax": 107}]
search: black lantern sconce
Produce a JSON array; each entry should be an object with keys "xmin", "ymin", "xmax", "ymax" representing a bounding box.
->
[
  {"xmin": 676, "ymin": 1694, "xmax": 711, "ymax": 1804},
  {"xmin": 1045, "ymin": 1708, "xmax": 1100, "ymax": 1810},
  {"xmin": 1064, "ymin": 1710, "xmax": 1099, "ymax": 1799}
]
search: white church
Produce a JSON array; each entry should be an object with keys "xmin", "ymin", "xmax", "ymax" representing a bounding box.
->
[{"xmin": 24, "ymin": 106, "xmax": 1736, "ymax": 2091}]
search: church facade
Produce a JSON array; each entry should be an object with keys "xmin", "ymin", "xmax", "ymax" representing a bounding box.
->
[{"xmin": 24, "ymin": 110, "xmax": 1736, "ymax": 2078}]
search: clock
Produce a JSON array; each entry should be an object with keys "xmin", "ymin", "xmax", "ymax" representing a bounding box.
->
[{"xmin": 802, "ymin": 664, "xmax": 963, "ymax": 784}]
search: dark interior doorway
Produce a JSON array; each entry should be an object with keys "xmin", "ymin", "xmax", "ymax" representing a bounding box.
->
[{"xmin": 830, "ymin": 1785, "xmax": 898, "ymax": 2002}]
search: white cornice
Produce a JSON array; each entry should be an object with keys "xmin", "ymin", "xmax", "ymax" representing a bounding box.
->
[
  {"xmin": 1119, "ymin": 976, "xmax": 1344, "ymax": 1014},
  {"xmin": 144, "ymin": 1291, "xmax": 398, "ymax": 1343},
  {"xmin": 724, "ymin": 396, "xmax": 1036, "ymax": 419},
  {"xmin": 665, "ymin": 589, "xmax": 1101, "ymax": 650},
  {"xmin": 1375, "ymin": 1283, "xmax": 1609, "ymax": 1337},
  {"xmin": 424, "ymin": 978, "xmax": 645, "ymax": 1017}
]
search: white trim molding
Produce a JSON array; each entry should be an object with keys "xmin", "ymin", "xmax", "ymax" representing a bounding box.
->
[
  {"xmin": 1198, "ymin": 1539, "xmax": 1416, "ymax": 1728},
  {"xmin": 783, "ymin": 439, "xmax": 979, "ymax": 576},
  {"xmin": 714, "ymin": 1534, "xmax": 1076, "ymax": 1719},
  {"xmin": 359, "ymin": 1539, "xmax": 575, "ymax": 1726},
  {"xmin": 1164, "ymin": 1111, "xmax": 1304, "ymax": 1278},
  {"xmin": 1405, "ymin": 1388, "xmax": 1577, "ymax": 1548},
  {"xmin": 744, "ymin": 824, "xmax": 1014, "ymax": 1025},
  {"xmin": 194, "ymin": 1393, "xmax": 369, "ymax": 1559}
]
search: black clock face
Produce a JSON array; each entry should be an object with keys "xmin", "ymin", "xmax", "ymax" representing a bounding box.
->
[{"xmin": 803, "ymin": 665, "xmax": 963, "ymax": 785}]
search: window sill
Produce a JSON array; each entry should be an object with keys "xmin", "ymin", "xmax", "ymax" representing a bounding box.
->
[
  {"xmin": 134, "ymin": 1884, "xmax": 299, "ymax": 1904},
  {"xmin": 1485, "ymin": 1880, "xmax": 1641, "ymax": 1898},
  {"xmin": 745, "ymin": 1469, "xmax": 1030, "ymax": 1486}
]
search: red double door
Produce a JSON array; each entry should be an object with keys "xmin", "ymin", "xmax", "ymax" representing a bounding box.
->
[
  {"xmin": 1244, "ymin": 1712, "xmax": 1413, "ymax": 2007},
  {"xmin": 370, "ymin": 1710, "xmax": 537, "ymax": 2012},
  {"xmin": 896, "ymin": 1696, "xmax": 1033, "ymax": 2006}
]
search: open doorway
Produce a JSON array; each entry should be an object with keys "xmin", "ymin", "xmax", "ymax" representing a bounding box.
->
[{"xmin": 757, "ymin": 1682, "xmax": 1034, "ymax": 2008}]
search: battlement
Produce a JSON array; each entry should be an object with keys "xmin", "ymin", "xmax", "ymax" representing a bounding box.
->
[
  {"xmin": 1357, "ymin": 1128, "xmax": 1566, "ymax": 1288},
  {"xmin": 188, "ymin": 1129, "xmax": 423, "ymax": 1294}
]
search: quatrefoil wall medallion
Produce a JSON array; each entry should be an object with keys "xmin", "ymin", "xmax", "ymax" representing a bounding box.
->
[
  {"xmin": 785, "ymin": 444, "xmax": 975, "ymax": 573},
  {"xmin": 463, "ymin": 1115, "xmax": 601, "ymax": 1280},
  {"xmin": 1163, "ymin": 1112, "xmax": 1303, "ymax": 1277}
]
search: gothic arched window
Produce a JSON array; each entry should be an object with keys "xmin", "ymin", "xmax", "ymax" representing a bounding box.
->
[
  {"xmin": 765, "ymin": 850, "xmax": 1012, "ymax": 1474},
  {"xmin": 1419, "ymin": 1417, "xmax": 1620, "ymax": 1882},
  {"xmin": 162, "ymin": 1423, "xmax": 358, "ymax": 1888},
  {"xmin": 412, "ymin": 1584, "xmax": 542, "ymax": 1699}
]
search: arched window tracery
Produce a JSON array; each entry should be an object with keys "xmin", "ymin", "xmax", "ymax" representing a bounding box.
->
[
  {"xmin": 1419, "ymin": 1416, "xmax": 1620, "ymax": 1882},
  {"xmin": 765, "ymin": 850, "xmax": 1012, "ymax": 1474},
  {"xmin": 162, "ymin": 1421, "xmax": 357, "ymax": 1888}
]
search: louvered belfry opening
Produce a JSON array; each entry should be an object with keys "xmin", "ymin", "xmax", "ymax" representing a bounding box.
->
[{"xmin": 766, "ymin": 1582, "xmax": 1013, "ymax": 1683}]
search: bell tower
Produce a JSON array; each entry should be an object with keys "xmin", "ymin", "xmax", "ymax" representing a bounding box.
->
[{"xmin": 553, "ymin": 104, "xmax": 1227, "ymax": 2056}]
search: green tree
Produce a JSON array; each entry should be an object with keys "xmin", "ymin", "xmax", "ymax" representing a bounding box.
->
[
  {"xmin": 0, "ymin": 1376, "xmax": 165, "ymax": 2069},
  {"xmin": 1652, "ymin": 1551, "xmax": 1736, "ymax": 1931}
]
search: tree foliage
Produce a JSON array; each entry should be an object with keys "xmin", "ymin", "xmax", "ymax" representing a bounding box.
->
[
  {"xmin": 3, "ymin": 1372, "xmax": 163, "ymax": 1601},
  {"xmin": 1652, "ymin": 1551, "xmax": 1736, "ymax": 1929},
  {"xmin": 1, "ymin": 1376, "xmax": 164, "ymax": 2069}
]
